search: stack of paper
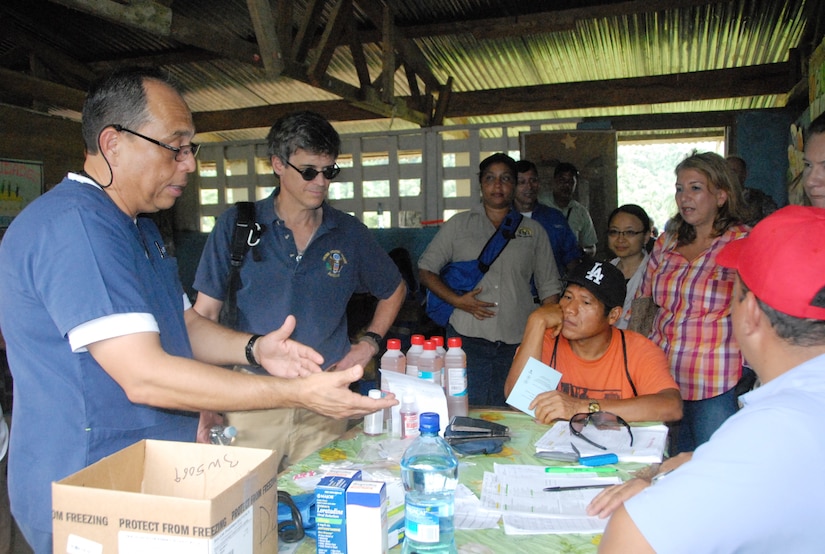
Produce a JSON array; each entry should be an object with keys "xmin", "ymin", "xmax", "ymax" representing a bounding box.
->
[
  {"xmin": 535, "ymin": 421, "xmax": 669, "ymax": 463},
  {"xmin": 479, "ymin": 464, "xmax": 622, "ymax": 535}
]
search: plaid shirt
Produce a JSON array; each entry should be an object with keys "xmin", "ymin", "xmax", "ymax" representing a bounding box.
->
[{"xmin": 638, "ymin": 224, "xmax": 749, "ymax": 401}]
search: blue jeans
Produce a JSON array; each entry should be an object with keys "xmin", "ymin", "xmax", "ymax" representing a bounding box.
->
[
  {"xmin": 447, "ymin": 325, "xmax": 518, "ymax": 407},
  {"xmin": 674, "ymin": 386, "xmax": 739, "ymax": 454}
]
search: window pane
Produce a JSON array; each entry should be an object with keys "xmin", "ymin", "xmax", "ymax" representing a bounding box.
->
[
  {"xmin": 399, "ymin": 151, "xmax": 422, "ymax": 164},
  {"xmin": 363, "ymin": 154, "xmax": 388, "ymax": 166},
  {"xmin": 329, "ymin": 181, "xmax": 354, "ymax": 200},
  {"xmin": 363, "ymin": 180, "xmax": 390, "ymax": 198},
  {"xmin": 255, "ymin": 157, "xmax": 272, "ymax": 175},
  {"xmin": 226, "ymin": 188, "xmax": 249, "ymax": 203},
  {"xmin": 198, "ymin": 160, "xmax": 217, "ymax": 177},
  {"xmin": 337, "ymin": 155, "xmax": 354, "ymax": 168},
  {"xmin": 363, "ymin": 210, "xmax": 391, "ymax": 229},
  {"xmin": 225, "ymin": 159, "xmax": 248, "ymax": 176},
  {"xmin": 443, "ymin": 208, "xmax": 467, "ymax": 222},
  {"xmin": 443, "ymin": 178, "xmax": 472, "ymax": 198},
  {"xmin": 200, "ymin": 189, "xmax": 218, "ymax": 205},
  {"xmin": 399, "ymin": 178, "xmax": 421, "ymax": 197},
  {"xmin": 256, "ymin": 186, "xmax": 276, "ymax": 200},
  {"xmin": 200, "ymin": 216, "xmax": 216, "ymax": 233}
]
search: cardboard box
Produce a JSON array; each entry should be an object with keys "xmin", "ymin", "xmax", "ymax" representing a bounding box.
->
[{"xmin": 52, "ymin": 439, "xmax": 279, "ymax": 554}]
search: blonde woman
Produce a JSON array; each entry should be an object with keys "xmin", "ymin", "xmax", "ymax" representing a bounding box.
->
[{"xmin": 637, "ymin": 151, "xmax": 750, "ymax": 454}]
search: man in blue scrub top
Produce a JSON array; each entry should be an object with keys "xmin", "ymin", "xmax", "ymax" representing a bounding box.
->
[
  {"xmin": 0, "ymin": 68, "xmax": 396, "ymax": 554},
  {"xmin": 589, "ymin": 206, "xmax": 825, "ymax": 553}
]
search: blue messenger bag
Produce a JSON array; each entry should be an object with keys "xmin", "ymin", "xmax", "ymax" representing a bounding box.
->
[{"xmin": 426, "ymin": 210, "xmax": 523, "ymax": 327}]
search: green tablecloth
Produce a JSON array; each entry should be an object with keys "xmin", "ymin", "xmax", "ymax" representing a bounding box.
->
[{"xmin": 277, "ymin": 409, "xmax": 646, "ymax": 553}]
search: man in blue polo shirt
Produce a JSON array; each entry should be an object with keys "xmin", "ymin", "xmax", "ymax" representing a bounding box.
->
[
  {"xmin": 0, "ymin": 70, "xmax": 396, "ymax": 554},
  {"xmin": 515, "ymin": 160, "xmax": 581, "ymax": 276},
  {"xmin": 194, "ymin": 111, "xmax": 405, "ymax": 470}
]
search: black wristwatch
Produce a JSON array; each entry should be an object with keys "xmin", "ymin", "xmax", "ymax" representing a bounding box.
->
[{"xmin": 357, "ymin": 331, "xmax": 383, "ymax": 354}]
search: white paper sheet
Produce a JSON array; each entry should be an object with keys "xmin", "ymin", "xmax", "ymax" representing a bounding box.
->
[
  {"xmin": 505, "ymin": 357, "xmax": 562, "ymax": 417},
  {"xmin": 379, "ymin": 370, "xmax": 449, "ymax": 436}
]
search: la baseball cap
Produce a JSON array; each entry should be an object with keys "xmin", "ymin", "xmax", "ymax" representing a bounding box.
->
[
  {"xmin": 565, "ymin": 259, "xmax": 627, "ymax": 309},
  {"xmin": 717, "ymin": 206, "xmax": 825, "ymax": 320}
]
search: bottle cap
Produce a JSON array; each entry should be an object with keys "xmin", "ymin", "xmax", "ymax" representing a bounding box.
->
[
  {"xmin": 368, "ymin": 389, "xmax": 382, "ymax": 399},
  {"xmin": 411, "ymin": 334, "xmax": 425, "ymax": 345},
  {"xmin": 386, "ymin": 338, "xmax": 402, "ymax": 350},
  {"xmin": 432, "ymin": 336, "xmax": 444, "ymax": 347},
  {"xmin": 447, "ymin": 337, "xmax": 462, "ymax": 348},
  {"xmin": 224, "ymin": 426, "xmax": 237, "ymax": 438},
  {"xmin": 423, "ymin": 340, "xmax": 435, "ymax": 351},
  {"xmin": 419, "ymin": 412, "xmax": 440, "ymax": 433}
]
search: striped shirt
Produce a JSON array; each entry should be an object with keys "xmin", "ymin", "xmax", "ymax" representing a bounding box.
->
[{"xmin": 638, "ymin": 224, "xmax": 749, "ymax": 401}]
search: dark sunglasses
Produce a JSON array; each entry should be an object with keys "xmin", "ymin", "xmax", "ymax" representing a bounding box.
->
[
  {"xmin": 286, "ymin": 160, "xmax": 340, "ymax": 181},
  {"xmin": 569, "ymin": 411, "xmax": 634, "ymax": 451}
]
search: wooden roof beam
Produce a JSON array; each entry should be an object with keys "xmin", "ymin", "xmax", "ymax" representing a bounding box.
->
[
  {"xmin": 246, "ymin": 0, "xmax": 285, "ymax": 77},
  {"xmin": 308, "ymin": 0, "xmax": 351, "ymax": 86}
]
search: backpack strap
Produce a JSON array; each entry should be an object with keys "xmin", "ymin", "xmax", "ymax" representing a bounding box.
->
[
  {"xmin": 619, "ymin": 330, "xmax": 638, "ymax": 397},
  {"xmin": 219, "ymin": 201, "xmax": 262, "ymax": 328},
  {"xmin": 477, "ymin": 209, "xmax": 523, "ymax": 272}
]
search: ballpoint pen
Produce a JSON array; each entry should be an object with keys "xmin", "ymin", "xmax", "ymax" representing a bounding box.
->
[{"xmin": 543, "ymin": 484, "xmax": 616, "ymax": 492}]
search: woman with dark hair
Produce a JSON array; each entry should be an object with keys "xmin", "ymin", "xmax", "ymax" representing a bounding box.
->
[
  {"xmin": 637, "ymin": 151, "xmax": 750, "ymax": 453},
  {"xmin": 607, "ymin": 204, "xmax": 651, "ymax": 329}
]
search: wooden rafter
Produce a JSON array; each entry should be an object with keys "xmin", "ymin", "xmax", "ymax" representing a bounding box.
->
[
  {"xmin": 308, "ymin": 0, "xmax": 351, "ymax": 86},
  {"xmin": 246, "ymin": 0, "xmax": 284, "ymax": 77}
]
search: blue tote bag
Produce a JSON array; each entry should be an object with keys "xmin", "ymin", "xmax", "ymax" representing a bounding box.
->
[{"xmin": 426, "ymin": 210, "xmax": 523, "ymax": 326}]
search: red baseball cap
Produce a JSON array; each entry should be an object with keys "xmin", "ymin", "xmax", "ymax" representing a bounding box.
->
[{"xmin": 717, "ymin": 206, "xmax": 825, "ymax": 320}]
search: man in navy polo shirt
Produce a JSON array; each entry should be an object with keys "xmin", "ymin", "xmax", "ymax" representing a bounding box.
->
[{"xmin": 194, "ymin": 111, "xmax": 405, "ymax": 470}]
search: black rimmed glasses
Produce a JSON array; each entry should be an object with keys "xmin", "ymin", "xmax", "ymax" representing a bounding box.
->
[
  {"xmin": 114, "ymin": 125, "xmax": 200, "ymax": 162},
  {"xmin": 569, "ymin": 411, "xmax": 634, "ymax": 451},
  {"xmin": 606, "ymin": 229, "xmax": 645, "ymax": 238},
  {"xmin": 286, "ymin": 160, "xmax": 341, "ymax": 181}
]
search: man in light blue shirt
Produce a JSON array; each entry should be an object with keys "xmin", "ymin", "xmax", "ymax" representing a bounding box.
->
[{"xmin": 591, "ymin": 206, "xmax": 825, "ymax": 553}]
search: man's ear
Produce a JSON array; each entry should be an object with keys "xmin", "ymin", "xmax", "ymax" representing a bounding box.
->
[
  {"xmin": 271, "ymin": 155, "xmax": 285, "ymax": 177},
  {"xmin": 607, "ymin": 306, "xmax": 623, "ymax": 325},
  {"xmin": 97, "ymin": 126, "xmax": 121, "ymax": 164}
]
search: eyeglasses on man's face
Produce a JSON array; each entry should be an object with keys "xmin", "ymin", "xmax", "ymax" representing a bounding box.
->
[
  {"xmin": 606, "ymin": 229, "xmax": 646, "ymax": 238},
  {"xmin": 286, "ymin": 160, "xmax": 340, "ymax": 181},
  {"xmin": 114, "ymin": 125, "xmax": 200, "ymax": 162},
  {"xmin": 569, "ymin": 411, "xmax": 634, "ymax": 451}
]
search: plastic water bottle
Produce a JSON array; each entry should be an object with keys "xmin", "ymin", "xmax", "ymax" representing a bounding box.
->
[
  {"xmin": 406, "ymin": 334, "xmax": 425, "ymax": 377},
  {"xmin": 417, "ymin": 340, "xmax": 440, "ymax": 385},
  {"xmin": 400, "ymin": 413, "xmax": 458, "ymax": 553},
  {"xmin": 380, "ymin": 338, "xmax": 406, "ymax": 375},
  {"xmin": 209, "ymin": 425, "xmax": 237, "ymax": 445},
  {"xmin": 444, "ymin": 338, "xmax": 469, "ymax": 419}
]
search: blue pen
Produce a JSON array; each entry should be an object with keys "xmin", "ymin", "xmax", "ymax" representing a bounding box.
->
[{"xmin": 579, "ymin": 453, "xmax": 619, "ymax": 466}]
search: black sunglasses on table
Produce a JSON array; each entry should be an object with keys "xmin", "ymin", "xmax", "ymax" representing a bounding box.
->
[{"xmin": 569, "ymin": 411, "xmax": 634, "ymax": 451}]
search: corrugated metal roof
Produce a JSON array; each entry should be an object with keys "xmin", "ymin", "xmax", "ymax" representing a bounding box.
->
[{"xmin": 0, "ymin": 0, "xmax": 817, "ymax": 142}]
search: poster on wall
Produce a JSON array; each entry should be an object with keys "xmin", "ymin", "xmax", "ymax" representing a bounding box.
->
[
  {"xmin": 521, "ymin": 130, "xmax": 618, "ymax": 254},
  {"xmin": 0, "ymin": 158, "xmax": 44, "ymax": 230}
]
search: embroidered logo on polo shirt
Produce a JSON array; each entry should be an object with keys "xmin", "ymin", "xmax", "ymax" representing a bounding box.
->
[
  {"xmin": 515, "ymin": 227, "xmax": 532, "ymax": 238},
  {"xmin": 323, "ymin": 250, "xmax": 347, "ymax": 277}
]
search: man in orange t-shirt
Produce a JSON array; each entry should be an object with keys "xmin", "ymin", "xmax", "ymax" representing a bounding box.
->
[{"xmin": 505, "ymin": 259, "xmax": 683, "ymax": 423}]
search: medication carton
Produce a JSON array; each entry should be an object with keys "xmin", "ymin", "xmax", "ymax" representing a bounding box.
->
[
  {"xmin": 315, "ymin": 475, "xmax": 357, "ymax": 554},
  {"xmin": 346, "ymin": 480, "xmax": 388, "ymax": 554}
]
